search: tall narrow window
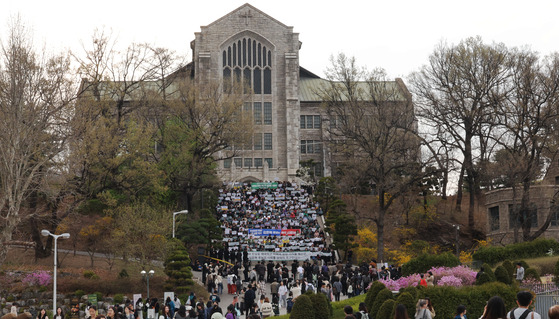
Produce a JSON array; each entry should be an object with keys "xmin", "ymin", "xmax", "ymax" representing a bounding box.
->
[
  {"xmin": 254, "ymin": 133, "xmax": 262, "ymax": 150},
  {"xmin": 234, "ymin": 158, "xmax": 242, "ymax": 168},
  {"xmin": 264, "ymin": 102, "xmax": 272, "ymax": 125},
  {"xmin": 300, "ymin": 140, "xmax": 306, "ymax": 154},
  {"xmin": 222, "ymin": 38, "xmax": 272, "ymax": 95},
  {"xmin": 254, "ymin": 102, "xmax": 262, "ymax": 125},
  {"xmin": 300, "ymin": 115, "xmax": 306, "ymax": 129},
  {"xmin": 306, "ymin": 116, "xmax": 313, "ymax": 129},
  {"xmin": 255, "ymin": 158, "xmax": 263, "ymax": 168},
  {"xmin": 314, "ymin": 116, "xmax": 321, "ymax": 129},
  {"xmin": 244, "ymin": 158, "xmax": 252, "ymax": 168},
  {"xmin": 264, "ymin": 68, "xmax": 271, "ymax": 94},
  {"xmin": 489, "ymin": 206, "xmax": 499, "ymax": 231},
  {"xmin": 264, "ymin": 133, "xmax": 272, "ymax": 150},
  {"xmin": 224, "ymin": 159, "xmax": 232, "ymax": 168},
  {"xmin": 253, "ymin": 67, "xmax": 261, "ymax": 94}
]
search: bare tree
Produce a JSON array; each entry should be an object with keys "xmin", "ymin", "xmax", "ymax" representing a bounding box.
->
[
  {"xmin": 0, "ymin": 18, "xmax": 74, "ymax": 264},
  {"xmin": 411, "ymin": 37, "xmax": 511, "ymax": 229},
  {"xmin": 320, "ymin": 53, "xmax": 436, "ymax": 261},
  {"xmin": 493, "ymin": 49, "xmax": 559, "ymax": 242}
]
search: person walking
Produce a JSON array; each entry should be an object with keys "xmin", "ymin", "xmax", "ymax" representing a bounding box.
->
[{"xmin": 278, "ymin": 281, "xmax": 288, "ymax": 308}]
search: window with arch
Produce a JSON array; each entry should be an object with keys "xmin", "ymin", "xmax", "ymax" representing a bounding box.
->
[{"xmin": 223, "ymin": 37, "xmax": 272, "ymax": 94}]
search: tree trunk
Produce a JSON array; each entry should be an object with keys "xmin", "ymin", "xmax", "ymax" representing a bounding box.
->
[{"xmin": 455, "ymin": 164, "xmax": 465, "ymax": 212}]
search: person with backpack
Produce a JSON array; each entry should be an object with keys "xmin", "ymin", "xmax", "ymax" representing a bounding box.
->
[
  {"xmin": 507, "ymin": 291, "xmax": 541, "ymax": 319},
  {"xmin": 286, "ymin": 292, "xmax": 294, "ymax": 314}
]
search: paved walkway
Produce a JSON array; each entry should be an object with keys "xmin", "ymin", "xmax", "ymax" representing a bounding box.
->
[{"xmin": 191, "ymin": 270, "xmax": 351, "ymax": 317}]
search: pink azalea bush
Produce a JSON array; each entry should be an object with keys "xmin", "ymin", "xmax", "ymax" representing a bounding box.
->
[
  {"xmin": 377, "ymin": 265, "xmax": 477, "ymax": 290},
  {"xmin": 380, "ymin": 273, "xmax": 421, "ymax": 291},
  {"xmin": 428, "ymin": 265, "xmax": 477, "ymax": 286},
  {"xmin": 22, "ymin": 271, "xmax": 52, "ymax": 287},
  {"xmin": 437, "ymin": 275, "xmax": 462, "ymax": 287}
]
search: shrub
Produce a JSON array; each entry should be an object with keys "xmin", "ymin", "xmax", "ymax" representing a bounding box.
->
[
  {"xmin": 309, "ymin": 292, "xmax": 331, "ymax": 319},
  {"xmin": 495, "ymin": 265, "xmax": 511, "ymax": 284},
  {"xmin": 83, "ymin": 270, "xmax": 98, "ymax": 279},
  {"xmin": 22, "ymin": 271, "xmax": 52, "ymax": 287},
  {"xmin": 437, "ymin": 275, "xmax": 462, "ymax": 287},
  {"xmin": 95, "ymin": 292, "xmax": 103, "ymax": 301},
  {"xmin": 524, "ymin": 268, "xmax": 540, "ymax": 282},
  {"xmin": 290, "ymin": 294, "xmax": 314, "ymax": 319},
  {"xmin": 164, "ymin": 239, "xmax": 193, "ymax": 294},
  {"xmin": 428, "ymin": 265, "xmax": 477, "ymax": 286},
  {"xmin": 473, "ymin": 238, "xmax": 559, "ymax": 264},
  {"xmin": 399, "ymin": 286, "xmax": 418, "ymax": 299},
  {"xmin": 554, "ymin": 259, "xmax": 559, "ymax": 284},
  {"xmin": 114, "ymin": 294, "xmax": 124, "ymax": 304},
  {"xmin": 515, "ymin": 260, "xmax": 530, "ymax": 270},
  {"xmin": 402, "ymin": 252, "xmax": 460, "ymax": 276},
  {"xmin": 418, "ymin": 282, "xmax": 516, "ymax": 319},
  {"xmin": 482, "ymin": 264, "xmax": 496, "ymax": 281},
  {"xmin": 365, "ymin": 281, "xmax": 386, "ymax": 312},
  {"xmin": 370, "ymin": 288, "xmax": 394, "ymax": 318},
  {"xmin": 377, "ymin": 299, "xmax": 396, "ymax": 319},
  {"xmin": 502, "ymin": 260, "xmax": 515, "ymax": 277},
  {"xmin": 475, "ymin": 273, "xmax": 493, "ymax": 285},
  {"xmin": 393, "ymin": 292, "xmax": 416, "ymax": 318},
  {"xmin": 118, "ymin": 269, "xmax": 129, "ymax": 278}
]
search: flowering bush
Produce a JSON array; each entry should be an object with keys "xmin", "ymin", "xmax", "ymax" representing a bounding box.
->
[
  {"xmin": 22, "ymin": 271, "xmax": 52, "ymax": 287},
  {"xmin": 379, "ymin": 273, "xmax": 421, "ymax": 291},
  {"xmin": 437, "ymin": 275, "xmax": 462, "ymax": 287},
  {"xmin": 428, "ymin": 265, "xmax": 477, "ymax": 286},
  {"xmin": 378, "ymin": 265, "xmax": 477, "ymax": 290}
]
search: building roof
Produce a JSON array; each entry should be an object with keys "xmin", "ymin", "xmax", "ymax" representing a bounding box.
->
[{"xmin": 298, "ymin": 67, "xmax": 409, "ymax": 103}]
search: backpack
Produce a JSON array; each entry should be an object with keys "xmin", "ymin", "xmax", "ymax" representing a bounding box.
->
[
  {"xmin": 510, "ymin": 308, "xmax": 533, "ymax": 319},
  {"xmin": 332, "ymin": 285, "xmax": 338, "ymax": 294},
  {"xmin": 286, "ymin": 299, "xmax": 294, "ymax": 313},
  {"xmin": 360, "ymin": 311, "xmax": 369, "ymax": 319}
]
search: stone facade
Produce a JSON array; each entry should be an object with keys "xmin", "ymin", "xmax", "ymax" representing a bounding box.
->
[
  {"xmin": 485, "ymin": 184, "xmax": 559, "ymax": 244},
  {"xmin": 193, "ymin": 4, "xmax": 412, "ymax": 183}
]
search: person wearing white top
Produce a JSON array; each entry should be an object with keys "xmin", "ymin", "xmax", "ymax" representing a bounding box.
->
[{"xmin": 278, "ymin": 281, "xmax": 288, "ymax": 308}]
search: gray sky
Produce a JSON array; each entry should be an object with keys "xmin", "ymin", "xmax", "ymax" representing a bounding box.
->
[{"xmin": 3, "ymin": 0, "xmax": 559, "ymax": 80}]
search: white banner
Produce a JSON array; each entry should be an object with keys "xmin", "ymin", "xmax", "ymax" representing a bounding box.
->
[{"xmin": 248, "ymin": 251, "xmax": 332, "ymax": 261}]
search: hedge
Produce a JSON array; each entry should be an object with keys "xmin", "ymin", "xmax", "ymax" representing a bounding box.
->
[
  {"xmin": 401, "ymin": 252, "xmax": 460, "ymax": 276},
  {"xmin": 365, "ymin": 281, "xmax": 386, "ymax": 312},
  {"xmin": 290, "ymin": 294, "xmax": 314, "ymax": 319},
  {"xmin": 495, "ymin": 265, "xmax": 511, "ymax": 284},
  {"xmin": 309, "ymin": 292, "xmax": 332, "ymax": 319},
  {"xmin": 370, "ymin": 288, "xmax": 394, "ymax": 319},
  {"xmin": 377, "ymin": 299, "xmax": 396, "ymax": 319},
  {"xmin": 472, "ymin": 238, "xmax": 559, "ymax": 265},
  {"xmin": 393, "ymin": 292, "xmax": 416, "ymax": 318},
  {"xmin": 419, "ymin": 282, "xmax": 517, "ymax": 319}
]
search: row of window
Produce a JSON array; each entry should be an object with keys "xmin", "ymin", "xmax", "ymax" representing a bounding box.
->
[
  {"xmin": 224, "ymin": 157, "xmax": 273, "ymax": 169},
  {"xmin": 300, "ymin": 115, "xmax": 321, "ymax": 129},
  {"xmin": 223, "ymin": 38, "xmax": 272, "ymax": 68},
  {"xmin": 223, "ymin": 67, "xmax": 271, "ymax": 94},
  {"xmin": 229, "ymin": 133, "xmax": 273, "ymax": 151},
  {"xmin": 301, "ymin": 140, "xmax": 322, "ymax": 154},
  {"xmin": 488, "ymin": 204, "xmax": 541, "ymax": 231},
  {"xmin": 245, "ymin": 102, "xmax": 272, "ymax": 125}
]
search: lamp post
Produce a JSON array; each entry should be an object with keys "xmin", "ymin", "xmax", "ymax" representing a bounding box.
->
[
  {"xmin": 41, "ymin": 230, "xmax": 70, "ymax": 316},
  {"xmin": 172, "ymin": 210, "xmax": 188, "ymax": 238},
  {"xmin": 141, "ymin": 270, "xmax": 155, "ymax": 300},
  {"xmin": 452, "ymin": 224, "xmax": 460, "ymax": 256}
]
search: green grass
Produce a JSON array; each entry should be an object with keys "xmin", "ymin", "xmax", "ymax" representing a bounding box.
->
[{"xmin": 496, "ymin": 255, "xmax": 559, "ymax": 276}]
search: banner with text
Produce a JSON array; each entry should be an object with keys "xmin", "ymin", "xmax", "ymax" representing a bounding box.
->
[
  {"xmin": 248, "ymin": 251, "xmax": 332, "ymax": 261},
  {"xmin": 251, "ymin": 182, "xmax": 278, "ymax": 189},
  {"xmin": 248, "ymin": 229, "xmax": 301, "ymax": 236}
]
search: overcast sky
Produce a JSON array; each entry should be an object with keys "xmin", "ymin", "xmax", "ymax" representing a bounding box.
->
[{"xmin": 3, "ymin": 0, "xmax": 559, "ymax": 80}]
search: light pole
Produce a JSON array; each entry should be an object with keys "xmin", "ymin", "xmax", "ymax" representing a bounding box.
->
[
  {"xmin": 452, "ymin": 224, "xmax": 460, "ymax": 256},
  {"xmin": 172, "ymin": 210, "xmax": 188, "ymax": 238},
  {"xmin": 41, "ymin": 230, "xmax": 70, "ymax": 316},
  {"xmin": 141, "ymin": 270, "xmax": 155, "ymax": 300}
]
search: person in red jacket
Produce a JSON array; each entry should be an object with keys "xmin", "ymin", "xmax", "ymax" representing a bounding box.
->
[{"xmin": 419, "ymin": 274, "xmax": 428, "ymax": 287}]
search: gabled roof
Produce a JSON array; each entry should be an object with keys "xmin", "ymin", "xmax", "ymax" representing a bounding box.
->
[{"xmin": 205, "ymin": 3, "xmax": 290, "ymax": 29}]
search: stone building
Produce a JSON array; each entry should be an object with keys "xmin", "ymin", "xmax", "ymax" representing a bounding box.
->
[
  {"xmin": 484, "ymin": 161, "xmax": 559, "ymax": 244},
  {"xmin": 191, "ymin": 3, "xmax": 413, "ymax": 182}
]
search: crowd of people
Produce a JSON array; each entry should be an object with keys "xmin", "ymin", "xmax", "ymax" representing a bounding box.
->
[{"xmin": 215, "ymin": 182, "xmax": 333, "ymax": 261}]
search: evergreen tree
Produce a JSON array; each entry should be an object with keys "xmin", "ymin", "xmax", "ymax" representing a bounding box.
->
[{"xmin": 164, "ymin": 239, "xmax": 194, "ymax": 294}]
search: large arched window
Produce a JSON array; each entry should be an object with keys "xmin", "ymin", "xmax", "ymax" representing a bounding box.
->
[{"xmin": 223, "ymin": 37, "xmax": 272, "ymax": 94}]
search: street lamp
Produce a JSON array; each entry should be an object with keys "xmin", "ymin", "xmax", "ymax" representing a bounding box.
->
[
  {"xmin": 41, "ymin": 230, "xmax": 70, "ymax": 316},
  {"xmin": 172, "ymin": 210, "xmax": 188, "ymax": 238},
  {"xmin": 140, "ymin": 270, "xmax": 155, "ymax": 300},
  {"xmin": 452, "ymin": 224, "xmax": 460, "ymax": 256}
]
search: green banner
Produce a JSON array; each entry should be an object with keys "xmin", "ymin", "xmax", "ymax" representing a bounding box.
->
[
  {"xmin": 251, "ymin": 182, "xmax": 278, "ymax": 189},
  {"xmin": 88, "ymin": 294, "xmax": 98, "ymax": 305}
]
